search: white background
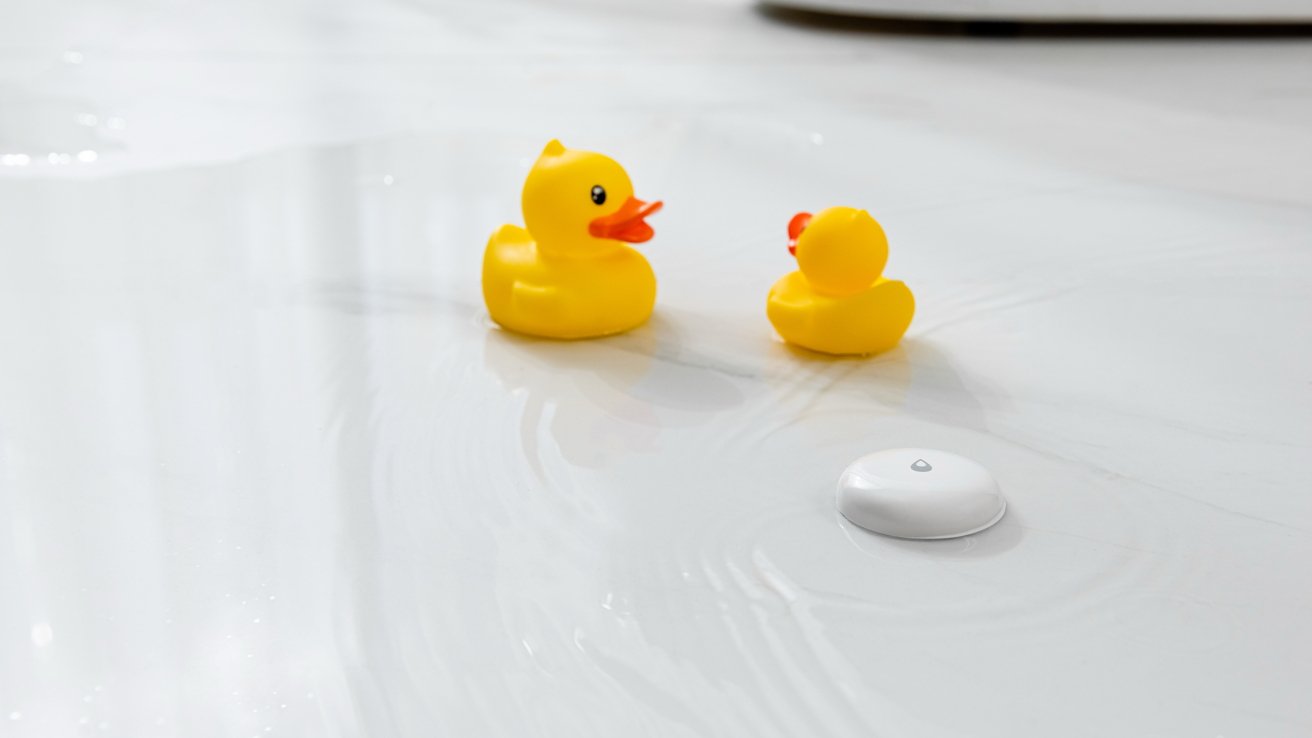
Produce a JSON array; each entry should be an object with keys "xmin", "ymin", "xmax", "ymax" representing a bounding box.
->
[{"xmin": 2, "ymin": 0, "xmax": 1311, "ymax": 736}]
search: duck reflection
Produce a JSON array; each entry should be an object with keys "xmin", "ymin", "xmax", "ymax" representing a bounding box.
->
[
  {"xmin": 482, "ymin": 316, "xmax": 746, "ymax": 470},
  {"xmin": 769, "ymin": 336, "xmax": 988, "ymax": 432}
]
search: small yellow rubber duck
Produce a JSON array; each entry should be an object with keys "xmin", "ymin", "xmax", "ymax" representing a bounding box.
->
[
  {"xmin": 766, "ymin": 207, "xmax": 914, "ymax": 356},
  {"xmin": 483, "ymin": 140, "xmax": 663, "ymax": 339}
]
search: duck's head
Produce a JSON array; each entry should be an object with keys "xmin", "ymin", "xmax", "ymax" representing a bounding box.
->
[
  {"xmin": 522, "ymin": 139, "xmax": 662, "ymax": 258},
  {"xmin": 787, "ymin": 206, "xmax": 888, "ymax": 296}
]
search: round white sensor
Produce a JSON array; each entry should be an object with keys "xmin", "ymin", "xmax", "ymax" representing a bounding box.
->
[{"xmin": 837, "ymin": 448, "xmax": 1006, "ymax": 540}]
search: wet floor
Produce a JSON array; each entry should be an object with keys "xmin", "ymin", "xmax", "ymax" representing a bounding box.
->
[{"xmin": 2, "ymin": 1, "xmax": 1311, "ymax": 735}]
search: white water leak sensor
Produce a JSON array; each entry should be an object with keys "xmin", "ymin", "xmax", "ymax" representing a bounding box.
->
[{"xmin": 837, "ymin": 448, "xmax": 1006, "ymax": 539}]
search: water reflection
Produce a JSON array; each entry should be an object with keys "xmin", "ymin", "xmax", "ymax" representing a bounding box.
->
[
  {"xmin": 481, "ymin": 318, "xmax": 747, "ymax": 469},
  {"xmin": 768, "ymin": 336, "xmax": 989, "ymax": 431}
]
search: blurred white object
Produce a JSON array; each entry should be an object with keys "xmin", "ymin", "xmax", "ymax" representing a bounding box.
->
[{"xmin": 765, "ymin": 0, "xmax": 1312, "ymax": 22}]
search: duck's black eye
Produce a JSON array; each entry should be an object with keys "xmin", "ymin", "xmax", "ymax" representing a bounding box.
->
[{"xmin": 590, "ymin": 185, "xmax": 606, "ymax": 206}]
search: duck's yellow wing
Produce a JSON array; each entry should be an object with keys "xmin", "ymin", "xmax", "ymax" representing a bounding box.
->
[
  {"xmin": 482, "ymin": 225, "xmax": 655, "ymax": 339},
  {"xmin": 484, "ymin": 225, "xmax": 558, "ymax": 334},
  {"xmin": 767, "ymin": 273, "xmax": 914, "ymax": 356}
]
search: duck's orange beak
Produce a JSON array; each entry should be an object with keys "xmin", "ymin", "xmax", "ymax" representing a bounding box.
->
[
  {"xmin": 589, "ymin": 197, "xmax": 663, "ymax": 243},
  {"xmin": 787, "ymin": 211, "xmax": 812, "ymax": 256}
]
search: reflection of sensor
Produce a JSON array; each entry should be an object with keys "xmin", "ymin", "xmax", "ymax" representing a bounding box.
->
[{"xmin": 837, "ymin": 448, "xmax": 1006, "ymax": 540}]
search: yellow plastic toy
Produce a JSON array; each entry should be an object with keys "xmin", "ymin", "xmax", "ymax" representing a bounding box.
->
[
  {"xmin": 483, "ymin": 140, "xmax": 663, "ymax": 339},
  {"xmin": 766, "ymin": 207, "xmax": 914, "ymax": 356}
]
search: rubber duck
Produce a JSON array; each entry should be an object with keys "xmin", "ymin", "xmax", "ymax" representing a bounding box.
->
[
  {"xmin": 483, "ymin": 140, "xmax": 663, "ymax": 339},
  {"xmin": 766, "ymin": 207, "xmax": 914, "ymax": 356}
]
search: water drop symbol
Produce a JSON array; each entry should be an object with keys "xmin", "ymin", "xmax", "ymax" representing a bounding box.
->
[{"xmin": 911, "ymin": 459, "xmax": 932, "ymax": 472}]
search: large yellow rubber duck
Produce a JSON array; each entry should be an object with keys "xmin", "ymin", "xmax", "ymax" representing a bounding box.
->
[
  {"xmin": 483, "ymin": 140, "xmax": 663, "ymax": 339},
  {"xmin": 766, "ymin": 207, "xmax": 914, "ymax": 356}
]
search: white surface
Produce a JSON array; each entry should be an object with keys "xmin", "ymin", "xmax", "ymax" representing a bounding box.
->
[
  {"xmin": 766, "ymin": 0, "xmax": 1312, "ymax": 22},
  {"xmin": 837, "ymin": 448, "xmax": 1006, "ymax": 539},
  {"xmin": 3, "ymin": 1, "xmax": 1312, "ymax": 736}
]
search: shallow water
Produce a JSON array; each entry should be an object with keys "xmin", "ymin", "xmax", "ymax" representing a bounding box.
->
[{"xmin": 2, "ymin": 1, "xmax": 1311, "ymax": 736}]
